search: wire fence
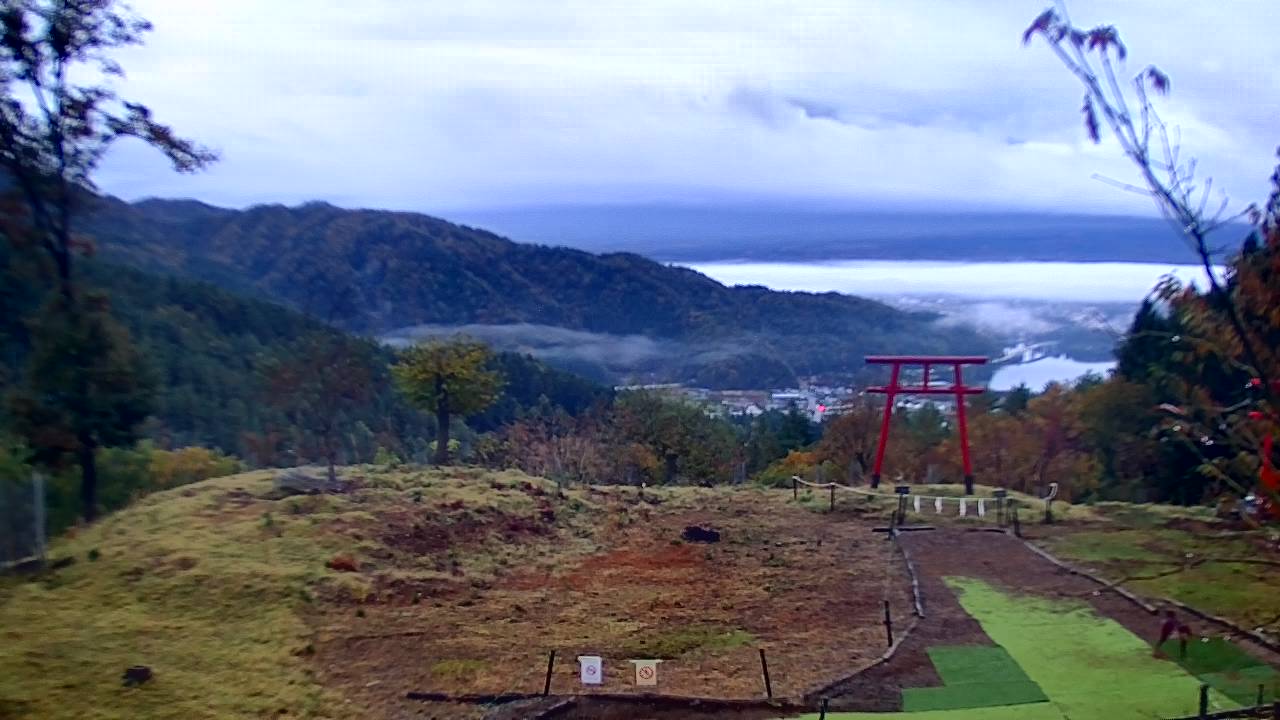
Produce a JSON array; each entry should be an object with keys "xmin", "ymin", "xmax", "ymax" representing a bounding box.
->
[{"xmin": 0, "ymin": 472, "xmax": 46, "ymax": 569}]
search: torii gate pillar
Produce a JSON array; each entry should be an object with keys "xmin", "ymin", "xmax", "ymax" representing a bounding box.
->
[{"xmin": 865, "ymin": 355, "xmax": 988, "ymax": 495}]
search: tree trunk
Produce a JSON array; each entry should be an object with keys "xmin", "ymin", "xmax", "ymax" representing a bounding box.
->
[
  {"xmin": 434, "ymin": 378, "xmax": 450, "ymax": 465},
  {"xmin": 78, "ymin": 436, "xmax": 98, "ymax": 523},
  {"xmin": 663, "ymin": 452, "xmax": 677, "ymax": 484}
]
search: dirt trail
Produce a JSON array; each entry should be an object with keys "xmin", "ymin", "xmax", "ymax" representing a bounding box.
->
[{"xmin": 823, "ymin": 527, "xmax": 1280, "ymax": 713}]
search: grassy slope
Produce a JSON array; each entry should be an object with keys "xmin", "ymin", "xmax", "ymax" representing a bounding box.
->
[
  {"xmin": 0, "ymin": 466, "xmax": 581, "ymax": 720},
  {"xmin": 4, "ymin": 471, "xmax": 1275, "ymax": 720},
  {"xmin": 0, "ymin": 471, "xmax": 348, "ymax": 720},
  {"xmin": 1034, "ymin": 503, "xmax": 1280, "ymax": 634},
  {"xmin": 1, "ymin": 467, "xmax": 900, "ymax": 720}
]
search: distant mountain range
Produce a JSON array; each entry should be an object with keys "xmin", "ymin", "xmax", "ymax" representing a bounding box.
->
[
  {"xmin": 76, "ymin": 196, "xmax": 994, "ymax": 387},
  {"xmin": 457, "ymin": 204, "xmax": 1248, "ymax": 264}
]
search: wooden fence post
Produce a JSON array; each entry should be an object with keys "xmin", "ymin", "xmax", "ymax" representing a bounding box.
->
[
  {"xmin": 883, "ymin": 600, "xmax": 894, "ymax": 647},
  {"xmin": 829, "ymin": 485, "xmax": 835, "ymax": 511},
  {"xmin": 819, "ymin": 698, "xmax": 829, "ymax": 719},
  {"xmin": 792, "ymin": 476, "xmax": 798, "ymax": 500},
  {"xmin": 759, "ymin": 649, "xmax": 773, "ymax": 699},
  {"xmin": 543, "ymin": 650, "xmax": 556, "ymax": 696},
  {"xmin": 1198, "ymin": 683, "xmax": 1208, "ymax": 718}
]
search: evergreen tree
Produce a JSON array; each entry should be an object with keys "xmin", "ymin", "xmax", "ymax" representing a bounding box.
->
[
  {"xmin": 0, "ymin": 0, "xmax": 214, "ymax": 521},
  {"xmin": 8, "ymin": 294, "xmax": 153, "ymax": 520}
]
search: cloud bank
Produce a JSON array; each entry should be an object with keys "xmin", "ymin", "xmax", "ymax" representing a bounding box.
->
[{"xmin": 94, "ymin": 0, "xmax": 1278, "ymax": 216}]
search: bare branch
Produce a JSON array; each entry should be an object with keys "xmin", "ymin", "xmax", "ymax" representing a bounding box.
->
[{"xmin": 1090, "ymin": 173, "xmax": 1154, "ymax": 196}]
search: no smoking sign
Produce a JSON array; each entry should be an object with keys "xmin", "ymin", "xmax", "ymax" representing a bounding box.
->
[
  {"xmin": 631, "ymin": 659, "xmax": 661, "ymax": 687},
  {"xmin": 577, "ymin": 656, "xmax": 603, "ymax": 685}
]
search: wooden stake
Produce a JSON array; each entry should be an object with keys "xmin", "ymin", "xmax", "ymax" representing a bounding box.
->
[
  {"xmin": 543, "ymin": 650, "xmax": 556, "ymax": 696},
  {"xmin": 819, "ymin": 698, "xmax": 829, "ymax": 719},
  {"xmin": 883, "ymin": 600, "xmax": 894, "ymax": 647},
  {"xmin": 829, "ymin": 485, "xmax": 835, "ymax": 511},
  {"xmin": 759, "ymin": 649, "xmax": 773, "ymax": 699},
  {"xmin": 1198, "ymin": 683, "xmax": 1208, "ymax": 718}
]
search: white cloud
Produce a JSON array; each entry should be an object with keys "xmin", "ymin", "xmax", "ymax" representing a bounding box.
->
[
  {"xmin": 686, "ymin": 260, "xmax": 1217, "ymax": 302},
  {"xmin": 92, "ymin": 0, "xmax": 1280, "ymax": 215}
]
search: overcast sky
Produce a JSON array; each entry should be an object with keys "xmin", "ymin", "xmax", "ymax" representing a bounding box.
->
[{"xmin": 95, "ymin": 0, "xmax": 1279, "ymax": 217}]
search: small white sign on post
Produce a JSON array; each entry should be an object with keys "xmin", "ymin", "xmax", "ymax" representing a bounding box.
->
[
  {"xmin": 977, "ymin": 499, "xmax": 986, "ymax": 517},
  {"xmin": 959, "ymin": 498, "xmax": 968, "ymax": 517},
  {"xmin": 934, "ymin": 497, "xmax": 943, "ymax": 513},
  {"xmin": 631, "ymin": 659, "xmax": 661, "ymax": 687},
  {"xmin": 578, "ymin": 655, "xmax": 603, "ymax": 685}
]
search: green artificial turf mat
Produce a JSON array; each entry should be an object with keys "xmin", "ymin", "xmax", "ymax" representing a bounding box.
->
[
  {"xmin": 925, "ymin": 645, "xmax": 1027, "ymax": 684},
  {"xmin": 779, "ymin": 579, "xmax": 1268, "ymax": 720},
  {"xmin": 1159, "ymin": 636, "xmax": 1266, "ymax": 675},
  {"xmin": 944, "ymin": 577, "xmax": 1238, "ymax": 720},
  {"xmin": 903, "ymin": 680, "xmax": 1048, "ymax": 711},
  {"xmin": 787, "ymin": 701, "xmax": 1066, "ymax": 720},
  {"xmin": 901, "ymin": 645, "xmax": 1048, "ymax": 711},
  {"xmin": 1198, "ymin": 666, "xmax": 1280, "ymax": 706},
  {"xmin": 1156, "ymin": 633, "xmax": 1279, "ymax": 704}
]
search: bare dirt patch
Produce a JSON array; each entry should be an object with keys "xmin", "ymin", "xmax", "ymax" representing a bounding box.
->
[{"xmin": 309, "ymin": 488, "xmax": 909, "ymax": 719}]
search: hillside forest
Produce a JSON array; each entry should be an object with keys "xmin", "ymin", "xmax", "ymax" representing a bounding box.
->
[{"xmin": 4, "ymin": 173, "xmax": 1280, "ymax": 531}]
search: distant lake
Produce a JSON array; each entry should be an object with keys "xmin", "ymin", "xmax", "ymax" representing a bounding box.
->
[
  {"xmin": 685, "ymin": 260, "xmax": 1216, "ymax": 302},
  {"xmin": 989, "ymin": 356, "xmax": 1115, "ymax": 391},
  {"xmin": 686, "ymin": 259, "xmax": 1214, "ymax": 389}
]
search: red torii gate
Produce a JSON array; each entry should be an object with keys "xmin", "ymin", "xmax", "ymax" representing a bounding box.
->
[{"xmin": 865, "ymin": 355, "xmax": 988, "ymax": 495}]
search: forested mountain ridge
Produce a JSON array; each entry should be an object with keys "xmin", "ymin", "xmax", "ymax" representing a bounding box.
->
[
  {"xmin": 1, "ymin": 252, "xmax": 611, "ymax": 463},
  {"xmin": 76, "ymin": 196, "xmax": 994, "ymax": 385}
]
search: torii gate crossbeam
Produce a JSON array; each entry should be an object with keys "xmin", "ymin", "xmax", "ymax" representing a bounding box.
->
[{"xmin": 865, "ymin": 355, "xmax": 988, "ymax": 495}]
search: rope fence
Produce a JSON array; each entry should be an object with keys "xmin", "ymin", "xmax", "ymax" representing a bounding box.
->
[{"xmin": 790, "ymin": 475, "xmax": 1044, "ymax": 528}]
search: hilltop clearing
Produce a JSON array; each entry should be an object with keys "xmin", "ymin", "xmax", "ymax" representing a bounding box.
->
[
  {"xmin": 2, "ymin": 472, "xmax": 1277, "ymax": 720},
  {"xmin": 0, "ymin": 468, "xmax": 905, "ymax": 720}
]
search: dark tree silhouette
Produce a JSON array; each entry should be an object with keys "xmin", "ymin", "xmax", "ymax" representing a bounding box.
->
[
  {"xmin": 262, "ymin": 332, "xmax": 377, "ymax": 484},
  {"xmin": 1023, "ymin": 3, "xmax": 1265, "ymax": 394},
  {"xmin": 0, "ymin": 0, "xmax": 216, "ymax": 521}
]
